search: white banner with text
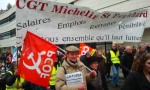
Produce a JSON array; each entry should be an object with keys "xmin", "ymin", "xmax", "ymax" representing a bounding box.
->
[{"xmin": 16, "ymin": 0, "xmax": 148, "ymax": 46}]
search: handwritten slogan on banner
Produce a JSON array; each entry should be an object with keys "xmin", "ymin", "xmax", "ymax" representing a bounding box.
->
[{"xmin": 16, "ymin": 0, "xmax": 148, "ymax": 46}]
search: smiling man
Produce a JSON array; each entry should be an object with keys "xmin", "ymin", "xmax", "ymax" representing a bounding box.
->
[{"xmin": 55, "ymin": 45, "xmax": 97, "ymax": 90}]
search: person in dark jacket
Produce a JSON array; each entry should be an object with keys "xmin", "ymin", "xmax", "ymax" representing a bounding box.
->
[
  {"xmin": 96, "ymin": 50, "xmax": 109, "ymax": 90},
  {"xmin": 87, "ymin": 56, "xmax": 103, "ymax": 90},
  {"xmin": 21, "ymin": 81, "xmax": 47, "ymax": 90},
  {"xmin": 120, "ymin": 46, "xmax": 134, "ymax": 78},
  {"xmin": 0, "ymin": 62, "xmax": 6, "ymax": 90},
  {"xmin": 121, "ymin": 52, "xmax": 150, "ymax": 90},
  {"xmin": 136, "ymin": 44, "xmax": 146, "ymax": 58},
  {"xmin": 145, "ymin": 43, "xmax": 150, "ymax": 52},
  {"xmin": 5, "ymin": 61, "xmax": 24, "ymax": 90},
  {"xmin": 80, "ymin": 51, "xmax": 91, "ymax": 67}
]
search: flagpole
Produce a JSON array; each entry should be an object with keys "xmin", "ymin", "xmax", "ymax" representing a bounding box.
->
[
  {"xmin": 83, "ymin": 64, "xmax": 92, "ymax": 72},
  {"xmin": 16, "ymin": 46, "xmax": 19, "ymax": 87},
  {"xmin": 57, "ymin": 46, "xmax": 67, "ymax": 53},
  {"xmin": 56, "ymin": 46, "xmax": 92, "ymax": 72},
  {"xmin": 16, "ymin": 46, "xmax": 18, "ymax": 66}
]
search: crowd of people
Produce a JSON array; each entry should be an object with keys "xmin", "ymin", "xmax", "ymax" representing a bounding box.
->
[{"xmin": 0, "ymin": 43, "xmax": 150, "ymax": 90}]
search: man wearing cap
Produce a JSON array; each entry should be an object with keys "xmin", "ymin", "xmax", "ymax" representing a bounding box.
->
[{"xmin": 55, "ymin": 45, "xmax": 97, "ymax": 90}]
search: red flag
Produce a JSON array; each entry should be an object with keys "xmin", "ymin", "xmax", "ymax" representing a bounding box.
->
[
  {"xmin": 18, "ymin": 31, "xmax": 57, "ymax": 87},
  {"xmin": 79, "ymin": 43, "xmax": 96, "ymax": 57}
]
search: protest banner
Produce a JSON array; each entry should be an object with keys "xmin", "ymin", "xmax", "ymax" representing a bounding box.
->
[{"xmin": 16, "ymin": 0, "xmax": 148, "ymax": 46}]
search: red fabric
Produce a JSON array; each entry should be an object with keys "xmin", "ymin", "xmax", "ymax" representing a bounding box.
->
[
  {"xmin": 18, "ymin": 31, "xmax": 57, "ymax": 87},
  {"xmin": 79, "ymin": 43, "xmax": 96, "ymax": 57}
]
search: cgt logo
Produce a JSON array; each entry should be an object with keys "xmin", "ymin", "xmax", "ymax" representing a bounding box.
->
[
  {"xmin": 23, "ymin": 50, "xmax": 55, "ymax": 78},
  {"xmin": 81, "ymin": 46, "xmax": 90, "ymax": 55}
]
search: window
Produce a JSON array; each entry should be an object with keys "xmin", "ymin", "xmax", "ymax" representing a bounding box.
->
[{"xmin": 0, "ymin": 29, "xmax": 16, "ymax": 40}]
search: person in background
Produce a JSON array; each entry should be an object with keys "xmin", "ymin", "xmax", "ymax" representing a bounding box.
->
[
  {"xmin": 5, "ymin": 61, "xmax": 24, "ymax": 90},
  {"xmin": 105, "ymin": 49, "xmax": 111, "ymax": 81},
  {"xmin": 48, "ymin": 54, "xmax": 61, "ymax": 90},
  {"xmin": 107, "ymin": 44, "xmax": 120, "ymax": 88},
  {"xmin": 6, "ymin": 50, "xmax": 12, "ymax": 69},
  {"xmin": 118, "ymin": 44, "xmax": 125, "ymax": 59},
  {"xmin": 145, "ymin": 43, "xmax": 150, "ymax": 52},
  {"xmin": 120, "ymin": 46, "xmax": 134, "ymax": 78},
  {"xmin": 96, "ymin": 50, "xmax": 109, "ymax": 90},
  {"xmin": 131, "ymin": 44, "xmax": 146, "ymax": 71},
  {"xmin": 136, "ymin": 44, "xmax": 146, "ymax": 57},
  {"xmin": 131, "ymin": 56, "xmax": 140, "ymax": 72},
  {"xmin": 21, "ymin": 80, "xmax": 47, "ymax": 90},
  {"xmin": 132, "ymin": 46, "xmax": 137, "ymax": 56},
  {"xmin": 0, "ymin": 61, "xmax": 6, "ymax": 90},
  {"xmin": 87, "ymin": 56, "xmax": 103, "ymax": 90},
  {"xmin": 121, "ymin": 52, "xmax": 150, "ymax": 90},
  {"xmin": 80, "ymin": 51, "xmax": 91, "ymax": 67},
  {"xmin": 55, "ymin": 45, "xmax": 97, "ymax": 90}
]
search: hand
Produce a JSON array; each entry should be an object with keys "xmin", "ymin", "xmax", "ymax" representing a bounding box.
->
[
  {"xmin": 16, "ymin": 84, "xmax": 22, "ymax": 89},
  {"xmin": 90, "ymin": 70, "xmax": 97, "ymax": 78},
  {"xmin": 47, "ymin": 86, "xmax": 50, "ymax": 90},
  {"xmin": 125, "ymin": 68, "xmax": 130, "ymax": 72},
  {"xmin": 14, "ymin": 68, "xmax": 18, "ymax": 76},
  {"xmin": 78, "ymin": 83, "xmax": 86, "ymax": 90}
]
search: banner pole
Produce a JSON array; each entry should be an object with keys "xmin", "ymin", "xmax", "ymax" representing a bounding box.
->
[
  {"xmin": 16, "ymin": 46, "xmax": 19, "ymax": 67},
  {"xmin": 57, "ymin": 46, "xmax": 67, "ymax": 53},
  {"xmin": 83, "ymin": 64, "xmax": 92, "ymax": 72},
  {"xmin": 16, "ymin": 46, "xmax": 19, "ymax": 87}
]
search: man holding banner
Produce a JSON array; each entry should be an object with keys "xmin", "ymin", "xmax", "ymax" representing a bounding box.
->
[{"xmin": 55, "ymin": 45, "xmax": 97, "ymax": 90}]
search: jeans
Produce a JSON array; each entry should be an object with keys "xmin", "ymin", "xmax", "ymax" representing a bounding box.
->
[{"xmin": 111, "ymin": 64, "xmax": 119, "ymax": 86}]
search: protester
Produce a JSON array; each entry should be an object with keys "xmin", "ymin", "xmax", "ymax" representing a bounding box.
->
[
  {"xmin": 106, "ymin": 44, "xmax": 120, "ymax": 88},
  {"xmin": 5, "ymin": 61, "xmax": 24, "ymax": 90},
  {"xmin": 136, "ymin": 44, "xmax": 146, "ymax": 57},
  {"xmin": 121, "ymin": 52, "xmax": 150, "ymax": 90},
  {"xmin": 120, "ymin": 46, "xmax": 134, "ymax": 78},
  {"xmin": 145, "ymin": 43, "xmax": 150, "ymax": 52},
  {"xmin": 87, "ymin": 56, "xmax": 103, "ymax": 90},
  {"xmin": 131, "ymin": 56, "xmax": 140, "ymax": 72},
  {"xmin": 105, "ymin": 49, "xmax": 111, "ymax": 81},
  {"xmin": 55, "ymin": 45, "xmax": 97, "ymax": 90},
  {"xmin": 80, "ymin": 51, "xmax": 91, "ymax": 67},
  {"xmin": 132, "ymin": 46, "xmax": 137, "ymax": 56},
  {"xmin": 0, "ymin": 61, "xmax": 6, "ymax": 90},
  {"xmin": 118, "ymin": 44, "xmax": 125, "ymax": 59},
  {"xmin": 131, "ymin": 44, "xmax": 146, "ymax": 71},
  {"xmin": 96, "ymin": 50, "xmax": 109, "ymax": 90},
  {"xmin": 48, "ymin": 55, "xmax": 61, "ymax": 90},
  {"xmin": 21, "ymin": 80, "xmax": 47, "ymax": 90},
  {"xmin": 6, "ymin": 50, "xmax": 12, "ymax": 68}
]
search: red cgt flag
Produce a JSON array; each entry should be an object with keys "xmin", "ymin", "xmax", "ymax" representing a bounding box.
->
[
  {"xmin": 79, "ymin": 43, "xmax": 96, "ymax": 57},
  {"xmin": 18, "ymin": 31, "xmax": 57, "ymax": 87}
]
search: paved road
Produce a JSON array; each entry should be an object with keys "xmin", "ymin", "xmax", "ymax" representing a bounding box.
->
[
  {"xmin": 107, "ymin": 68, "xmax": 125, "ymax": 90},
  {"xmin": 107, "ymin": 79, "xmax": 125, "ymax": 90}
]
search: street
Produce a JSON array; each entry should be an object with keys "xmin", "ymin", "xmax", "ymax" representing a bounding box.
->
[
  {"xmin": 107, "ymin": 78, "xmax": 125, "ymax": 90},
  {"xmin": 107, "ymin": 68, "xmax": 125, "ymax": 90}
]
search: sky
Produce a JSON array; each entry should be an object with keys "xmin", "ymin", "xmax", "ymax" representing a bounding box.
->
[{"xmin": 0, "ymin": 0, "xmax": 15, "ymax": 10}]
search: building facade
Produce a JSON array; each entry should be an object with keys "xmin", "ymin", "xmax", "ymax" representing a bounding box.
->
[{"xmin": 0, "ymin": 0, "xmax": 150, "ymax": 53}]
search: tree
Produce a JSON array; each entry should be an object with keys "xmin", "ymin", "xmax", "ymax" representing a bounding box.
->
[{"xmin": 6, "ymin": 3, "xmax": 12, "ymax": 10}]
